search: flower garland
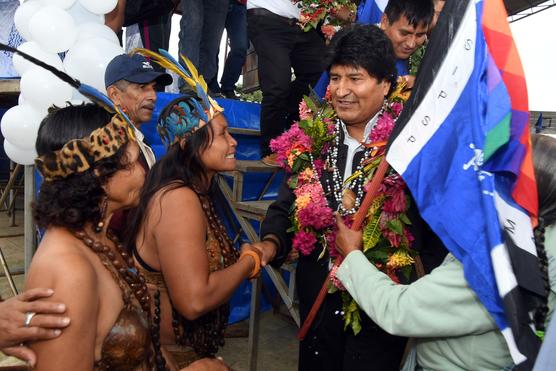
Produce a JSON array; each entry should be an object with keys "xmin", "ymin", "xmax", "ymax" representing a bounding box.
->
[
  {"xmin": 294, "ymin": 0, "xmax": 357, "ymax": 39},
  {"xmin": 270, "ymin": 83, "xmax": 415, "ymax": 334}
]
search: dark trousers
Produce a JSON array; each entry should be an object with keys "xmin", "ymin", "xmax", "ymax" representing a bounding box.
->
[
  {"xmin": 247, "ymin": 13, "xmax": 325, "ymax": 156},
  {"xmin": 296, "ymin": 257, "xmax": 407, "ymax": 371},
  {"xmin": 299, "ymin": 292, "xmax": 407, "ymax": 371},
  {"xmin": 219, "ymin": 1, "xmax": 248, "ymax": 92},
  {"xmin": 179, "ymin": 0, "xmax": 228, "ymax": 92},
  {"xmin": 139, "ymin": 15, "xmax": 172, "ymax": 91}
]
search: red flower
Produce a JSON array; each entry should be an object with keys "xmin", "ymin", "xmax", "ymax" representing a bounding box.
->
[{"xmin": 293, "ymin": 231, "xmax": 318, "ymax": 256}]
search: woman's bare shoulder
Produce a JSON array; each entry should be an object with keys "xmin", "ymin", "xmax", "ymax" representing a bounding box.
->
[
  {"xmin": 148, "ymin": 184, "xmax": 203, "ymax": 219},
  {"xmin": 27, "ymin": 228, "xmax": 98, "ymax": 293}
]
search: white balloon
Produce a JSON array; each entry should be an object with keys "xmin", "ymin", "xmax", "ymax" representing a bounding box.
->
[
  {"xmin": 12, "ymin": 41, "xmax": 64, "ymax": 76},
  {"xmin": 64, "ymin": 37, "xmax": 124, "ymax": 92},
  {"xmin": 42, "ymin": 0, "xmax": 76, "ymax": 9},
  {"xmin": 77, "ymin": 0, "xmax": 117, "ymax": 15},
  {"xmin": 20, "ymin": 68, "xmax": 73, "ymax": 112},
  {"xmin": 18, "ymin": 94, "xmax": 25, "ymax": 105},
  {"xmin": 1, "ymin": 104, "xmax": 44, "ymax": 150},
  {"xmin": 14, "ymin": 0, "xmax": 44, "ymax": 42},
  {"xmin": 3, "ymin": 140, "xmax": 38, "ymax": 166},
  {"xmin": 29, "ymin": 5, "xmax": 77, "ymax": 53},
  {"xmin": 67, "ymin": 1, "xmax": 104, "ymax": 24},
  {"xmin": 76, "ymin": 23, "xmax": 119, "ymax": 45}
]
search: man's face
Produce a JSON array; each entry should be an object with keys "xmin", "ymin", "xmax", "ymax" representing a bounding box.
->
[
  {"xmin": 108, "ymin": 81, "xmax": 158, "ymax": 125},
  {"xmin": 381, "ymin": 14, "xmax": 428, "ymax": 60},
  {"xmin": 329, "ymin": 64, "xmax": 391, "ymax": 129}
]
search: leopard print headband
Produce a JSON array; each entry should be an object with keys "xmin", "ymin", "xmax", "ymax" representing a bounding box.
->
[{"xmin": 35, "ymin": 116, "xmax": 136, "ymax": 181}]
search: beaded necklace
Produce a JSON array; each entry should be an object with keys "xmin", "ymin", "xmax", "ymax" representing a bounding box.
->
[
  {"xmin": 324, "ymin": 107, "xmax": 385, "ymax": 216},
  {"xmin": 73, "ymin": 230, "xmax": 166, "ymax": 371}
]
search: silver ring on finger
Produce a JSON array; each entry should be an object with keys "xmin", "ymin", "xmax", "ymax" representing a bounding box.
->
[{"xmin": 24, "ymin": 312, "xmax": 36, "ymax": 327}]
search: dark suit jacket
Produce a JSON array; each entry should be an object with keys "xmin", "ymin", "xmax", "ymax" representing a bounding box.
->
[{"xmin": 260, "ymin": 129, "xmax": 447, "ymax": 322}]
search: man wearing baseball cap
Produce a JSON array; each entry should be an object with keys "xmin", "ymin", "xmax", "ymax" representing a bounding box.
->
[{"xmin": 105, "ymin": 53, "xmax": 172, "ymax": 168}]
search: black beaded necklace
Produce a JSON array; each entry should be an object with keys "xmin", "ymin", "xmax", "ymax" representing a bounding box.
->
[{"xmin": 74, "ymin": 230, "xmax": 167, "ymax": 371}]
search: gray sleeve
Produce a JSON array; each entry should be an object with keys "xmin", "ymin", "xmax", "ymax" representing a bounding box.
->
[{"xmin": 336, "ymin": 251, "xmax": 498, "ymax": 337}]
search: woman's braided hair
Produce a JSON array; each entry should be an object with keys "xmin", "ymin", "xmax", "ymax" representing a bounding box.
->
[{"xmin": 532, "ymin": 134, "xmax": 556, "ymax": 331}]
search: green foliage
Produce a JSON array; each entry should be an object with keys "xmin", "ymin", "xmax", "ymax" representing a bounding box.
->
[
  {"xmin": 363, "ymin": 212, "xmax": 382, "ymax": 251},
  {"xmin": 237, "ymin": 89, "xmax": 262, "ymax": 103},
  {"xmin": 399, "ymin": 213, "xmax": 411, "ymax": 225},
  {"xmin": 342, "ymin": 291, "xmax": 362, "ymax": 335},
  {"xmin": 387, "ymin": 219, "xmax": 404, "ymax": 235},
  {"xmin": 409, "ymin": 44, "xmax": 426, "ymax": 76},
  {"xmin": 365, "ymin": 247, "xmax": 389, "ymax": 262}
]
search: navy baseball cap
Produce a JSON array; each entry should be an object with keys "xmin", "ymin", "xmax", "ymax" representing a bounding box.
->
[{"xmin": 104, "ymin": 54, "xmax": 173, "ymax": 88}]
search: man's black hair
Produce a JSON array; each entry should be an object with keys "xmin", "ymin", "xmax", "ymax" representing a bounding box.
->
[
  {"xmin": 326, "ymin": 24, "xmax": 397, "ymax": 90},
  {"xmin": 384, "ymin": 0, "xmax": 434, "ymax": 27}
]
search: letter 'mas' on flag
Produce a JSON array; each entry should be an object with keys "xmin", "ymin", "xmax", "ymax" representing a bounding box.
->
[{"xmin": 386, "ymin": 0, "xmax": 543, "ymax": 369}]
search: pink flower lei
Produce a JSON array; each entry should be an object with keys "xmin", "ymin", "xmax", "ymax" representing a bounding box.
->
[{"xmin": 270, "ymin": 89, "xmax": 414, "ymax": 334}]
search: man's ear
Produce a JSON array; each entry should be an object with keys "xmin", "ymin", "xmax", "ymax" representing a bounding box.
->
[
  {"xmin": 380, "ymin": 14, "xmax": 389, "ymax": 31},
  {"xmin": 106, "ymin": 85, "xmax": 121, "ymax": 105},
  {"xmin": 382, "ymin": 80, "xmax": 392, "ymax": 97}
]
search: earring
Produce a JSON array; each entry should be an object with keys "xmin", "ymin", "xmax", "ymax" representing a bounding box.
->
[{"xmin": 95, "ymin": 196, "xmax": 108, "ymax": 233}]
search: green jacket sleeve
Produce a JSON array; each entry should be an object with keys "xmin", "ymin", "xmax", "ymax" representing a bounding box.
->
[{"xmin": 336, "ymin": 251, "xmax": 498, "ymax": 337}]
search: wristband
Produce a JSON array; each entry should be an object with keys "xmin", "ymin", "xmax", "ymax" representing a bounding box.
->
[{"xmin": 240, "ymin": 250, "xmax": 261, "ymax": 279}]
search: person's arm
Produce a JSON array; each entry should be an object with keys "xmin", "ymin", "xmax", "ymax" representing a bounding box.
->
[
  {"xmin": 0, "ymin": 288, "xmax": 70, "ymax": 367},
  {"xmin": 105, "ymin": 0, "xmax": 126, "ymax": 33},
  {"xmin": 334, "ymin": 215, "xmax": 497, "ymax": 337},
  {"xmin": 25, "ymin": 249, "xmax": 99, "ymax": 370},
  {"xmin": 337, "ymin": 252, "xmax": 497, "ymax": 337},
  {"xmin": 255, "ymin": 177, "xmax": 296, "ymax": 267},
  {"xmin": 152, "ymin": 187, "xmax": 258, "ymax": 320}
]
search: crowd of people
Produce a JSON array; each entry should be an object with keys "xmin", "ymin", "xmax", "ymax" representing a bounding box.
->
[{"xmin": 0, "ymin": 0, "xmax": 554, "ymax": 370}]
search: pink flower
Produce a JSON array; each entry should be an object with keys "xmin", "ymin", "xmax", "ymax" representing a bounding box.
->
[
  {"xmin": 321, "ymin": 24, "xmax": 337, "ymax": 40},
  {"xmin": 270, "ymin": 123, "xmax": 313, "ymax": 170},
  {"xmin": 327, "ymin": 228, "xmax": 340, "ymax": 259},
  {"xmin": 390, "ymin": 102, "xmax": 403, "ymax": 116},
  {"xmin": 312, "ymin": 158, "xmax": 325, "ymax": 177},
  {"xmin": 293, "ymin": 230, "xmax": 317, "ymax": 255},
  {"xmin": 330, "ymin": 263, "xmax": 346, "ymax": 290},
  {"xmin": 297, "ymin": 204, "xmax": 334, "ymax": 230},
  {"xmin": 370, "ymin": 111, "xmax": 395, "ymax": 142},
  {"xmin": 324, "ymin": 85, "xmax": 332, "ymax": 103},
  {"xmin": 381, "ymin": 174, "xmax": 407, "ymax": 213},
  {"xmin": 383, "ymin": 191, "xmax": 406, "ymax": 213},
  {"xmin": 299, "ymin": 100, "xmax": 312, "ymax": 120},
  {"xmin": 294, "ymin": 182, "xmax": 326, "ymax": 204}
]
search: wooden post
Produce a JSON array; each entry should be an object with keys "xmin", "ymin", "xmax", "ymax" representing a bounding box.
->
[{"xmin": 24, "ymin": 165, "xmax": 36, "ymax": 274}]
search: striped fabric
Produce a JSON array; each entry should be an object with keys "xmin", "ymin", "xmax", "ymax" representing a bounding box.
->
[{"xmin": 386, "ymin": 0, "xmax": 543, "ymax": 369}]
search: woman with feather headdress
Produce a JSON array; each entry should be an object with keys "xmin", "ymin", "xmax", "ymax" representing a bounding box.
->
[{"xmin": 125, "ymin": 49, "xmax": 262, "ymax": 368}]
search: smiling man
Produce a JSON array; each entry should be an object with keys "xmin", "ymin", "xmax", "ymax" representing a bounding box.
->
[
  {"xmin": 380, "ymin": 0, "xmax": 433, "ymax": 76},
  {"xmin": 105, "ymin": 53, "xmax": 172, "ymax": 168},
  {"xmin": 250, "ymin": 24, "xmax": 447, "ymax": 371}
]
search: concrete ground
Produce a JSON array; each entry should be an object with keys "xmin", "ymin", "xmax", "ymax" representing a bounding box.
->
[{"xmin": 0, "ymin": 209, "xmax": 299, "ymax": 370}]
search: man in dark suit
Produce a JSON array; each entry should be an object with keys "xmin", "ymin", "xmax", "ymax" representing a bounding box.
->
[{"xmin": 251, "ymin": 24, "xmax": 446, "ymax": 371}]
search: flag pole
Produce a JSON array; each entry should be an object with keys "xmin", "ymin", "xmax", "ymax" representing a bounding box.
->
[{"xmin": 297, "ymin": 157, "xmax": 389, "ymax": 340}]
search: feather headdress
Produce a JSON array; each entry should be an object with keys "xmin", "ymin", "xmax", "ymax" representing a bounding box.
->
[
  {"xmin": 132, "ymin": 48, "xmax": 224, "ymax": 122},
  {"xmin": 0, "ymin": 42, "xmax": 137, "ymax": 180}
]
